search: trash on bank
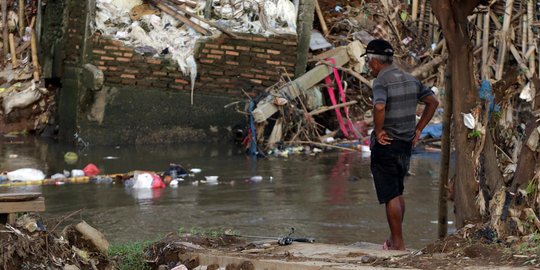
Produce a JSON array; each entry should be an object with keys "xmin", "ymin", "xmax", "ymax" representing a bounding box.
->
[
  {"xmin": 6, "ymin": 168, "xmax": 45, "ymax": 181},
  {"xmin": 0, "ymin": 1, "xmax": 54, "ymax": 135},
  {"xmin": 0, "ymin": 214, "xmax": 115, "ymax": 268}
]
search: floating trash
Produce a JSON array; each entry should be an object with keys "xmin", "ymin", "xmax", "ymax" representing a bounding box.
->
[{"xmin": 103, "ymin": 156, "xmax": 120, "ymax": 160}]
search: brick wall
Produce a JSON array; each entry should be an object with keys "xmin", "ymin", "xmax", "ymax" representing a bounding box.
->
[
  {"xmin": 64, "ymin": 0, "xmax": 86, "ymax": 66},
  {"xmin": 91, "ymin": 33, "xmax": 298, "ymax": 96}
]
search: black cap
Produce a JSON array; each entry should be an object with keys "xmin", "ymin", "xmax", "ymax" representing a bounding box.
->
[{"xmin": 361, "ymin": 39, "xmax": 394, "ymax": 57}]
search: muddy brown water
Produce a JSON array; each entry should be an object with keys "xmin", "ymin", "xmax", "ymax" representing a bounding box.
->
[{"xmin": 0, "ymin": 137, "xmax": 454, "ymax": 248}]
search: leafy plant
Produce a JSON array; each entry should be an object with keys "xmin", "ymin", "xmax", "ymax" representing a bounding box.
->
[
  {"xmin": 109, "ymin": 241, "xmax": 153, "ymax": 270},
  {"xmin": 468, "ymin": 129, "xmax": 481, "ymax": 139}
]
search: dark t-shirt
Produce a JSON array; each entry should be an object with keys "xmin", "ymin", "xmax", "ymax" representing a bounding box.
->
[{"xmin": 372, "ymin": 64, "xmax": 434, "ymax": 142}]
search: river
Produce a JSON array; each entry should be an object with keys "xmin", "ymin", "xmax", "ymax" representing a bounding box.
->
[{"xmin": 0, "ymin": 137, "xmax": 452, "ymax": 249}]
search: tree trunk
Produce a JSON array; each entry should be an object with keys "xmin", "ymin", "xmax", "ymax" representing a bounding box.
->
[{"xmin": 432, "ymin": 0, "xmax": 482, "ymax": 228}]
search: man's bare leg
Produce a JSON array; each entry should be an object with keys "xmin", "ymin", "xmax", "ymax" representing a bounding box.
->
[{"xmin": 385, "ymin": 196, "xmax": 405, "ymax": 250}]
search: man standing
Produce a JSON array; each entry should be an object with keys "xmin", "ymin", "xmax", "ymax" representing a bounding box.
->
[{"xmin": 363, "ymin": 39, "xmax": 440, "ymax": 250}]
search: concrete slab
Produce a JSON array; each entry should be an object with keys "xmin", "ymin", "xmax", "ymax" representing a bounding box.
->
[{"xmin": 187, "ymin": 241, "xmax": 415, "ymax": 270}]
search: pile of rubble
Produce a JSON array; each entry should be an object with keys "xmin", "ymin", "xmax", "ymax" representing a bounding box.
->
[
  {"xmin": 0, "ymin": 0, "xmax": 53, "ymax": 135},
  {"xmin": 0, "ymin": 214, "xmax": 115, "ymax": 270},
  {"xmin": 94, "ymin": 0, "xmax": 298, "ymax": 78}
]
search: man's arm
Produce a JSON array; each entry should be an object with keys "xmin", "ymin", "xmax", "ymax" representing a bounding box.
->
[
  {"xmin": 374, "ymin": 103, "xmax": 392, "ymax": 145},
  {"xmin": 413, "ymin": 94, "xmax": 440, "ymax": 145}
]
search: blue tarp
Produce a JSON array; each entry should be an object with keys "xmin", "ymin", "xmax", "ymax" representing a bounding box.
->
[{"xmin": 420, "ymin": 123, "xmax": 442, "ymax": 139}]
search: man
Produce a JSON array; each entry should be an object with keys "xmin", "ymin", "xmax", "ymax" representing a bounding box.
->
[{"xmin": 363, "ymin": 39, "xmax": 439, "ymax": 250}]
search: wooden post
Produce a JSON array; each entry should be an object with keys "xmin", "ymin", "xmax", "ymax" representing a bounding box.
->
[
  {"xmin": 438, "ymin": 65, "xmax": 452, "ymax": 239},
  {"xmin": 18, "ymin": 0, "xmax": 24, "ymax": 37},
  {"xmin": 2, "ymin": 0, "xmax": 8, "ymax": 57},
  {"xmin": 527, "ymin": 0, "xmax": 535, "ymax": 76},
  {"xmin": 418, "ymin": 0, "xmax": 426, "ymax": 36},
  {"xmin": 475, "ymin": 14, "xmax": 482, "ymax": 47},
  {"xmin": 204, "ymin": 0, "xmax": 212, "ymax": 19},
  {"xmin": 314, "ymin": 0, "xmax": 328, "ymax": 36},
  {"xmin": 495, "ymin": 0, "xmax": 514, "ymax": 80},
  {"xmin": 31, "ymin": 30, "xmax": 39, "ymax": 81},
  {"xmin": 411, "ymin": 0, "xmax": 419, "ymax": 21},
  {"xmin": 428, "ymin": 12, "xmax": 434, "ymax": 43},
  {"xmin": 8, "ymin": 33, "xmax": 17, "ymax": 67},
  {"xmin": 521, "ymin": 14, "xmax": 527, "ymax": 56},
  {"xmin": 481, "ymin": 8, "xmax": 490, "ymax": 79}
]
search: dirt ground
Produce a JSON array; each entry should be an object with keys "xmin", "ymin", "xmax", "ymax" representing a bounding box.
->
[
  {"xmin": 140, "ymin": 225, "xmax": 540, "ymax": 270},
  {"xmin": 1, "ymin": 214, "xmax": 539, "ymax": 269}
]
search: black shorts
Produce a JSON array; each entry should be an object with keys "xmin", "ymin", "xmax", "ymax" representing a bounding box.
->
[{"xmin": 370, "ymin": 140, "xmax": 412, "ymax": 204}]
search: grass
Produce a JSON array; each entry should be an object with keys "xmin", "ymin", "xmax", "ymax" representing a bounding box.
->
[
  {"xmin": 108, "ymin": 241, "xmax": 153, "ymax": 270},
  {"xmin": 514, "ymin": 232, "xmax": 540, "ymax": 255}
]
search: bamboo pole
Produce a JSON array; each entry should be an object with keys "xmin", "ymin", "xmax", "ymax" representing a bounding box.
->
[
  {"xmin": 2, "ymin": 0, "xmax": 8, "ymax": 57},
  {"xmin": 309, "ymin": 100, "xmax": 357, "ymax": 116},
  {"xmin": 527, "ymin": 0, "xmax": 536, "ymax": 76},
  {"xmin": 428, "ymin": 12, "xmax": 434, "ymax": 43},
  {"xmin": 418, "ymin": 0, "xmax": 426, "ymax": 36},
  {"xmin": 521, "ymin": 13, "xmax": 527, "ymax": 56},
  {"xmin": 476, "ymin": 14, "xmax": 482, "ymax": 47},
  {"xmin": 411, "ymin": 0, "xmax": 419, "ymax": 21},
  {"xmin": 495, "ymin": 0, "xmax": 515, "ymax": 80},
  {"xmin": 31, "ymin": 30, "xmax": 39, "ymax": 81},
  {"xmin": 8, "ymin": 33, "xmax": 16, "ymax": 67},
  {"xmin": 18, "ymin": 0, "xmax": 24, "ymax": 37},
  {"xmin": 438, "ymin": 65, "xmax": 452, "ymax": 239},
  {"xmin": 481, "ymin": 8, "xmax": 490, "ymax": 79},
  {"xmin": 163, "ymin": 0, "xmax": 237, "ymax": 38},
  {"xmin": 314, "ymin": 0, "xmax": 329, "ymax": 36}
]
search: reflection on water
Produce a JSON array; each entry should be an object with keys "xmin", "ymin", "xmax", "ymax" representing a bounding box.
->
[{"xmin": 0, "ymin": 137, "xmax": 451, "ymax": 248}]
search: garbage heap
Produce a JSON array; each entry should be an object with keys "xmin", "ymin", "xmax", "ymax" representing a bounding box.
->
[
  {"xmin": 0, "ymin": 0, "xmax": 53, "ymax": 135},
  {"xmin": 94, "ymin": 0, "xmax": 298, "ymax": 79},
  {"xmin": 0, "ymin": 214, "xmax": 115, "ymax": 270},
  {"xmin": 236, "ymin": 0, "xmax": 539, "ymax": 162}
]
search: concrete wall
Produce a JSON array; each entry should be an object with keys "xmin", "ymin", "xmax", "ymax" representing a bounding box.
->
[{"xmin": 58, "ymin": 0, "xmax": 300, "ymax": 145}]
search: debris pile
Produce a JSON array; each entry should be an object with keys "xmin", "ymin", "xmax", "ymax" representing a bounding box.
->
[
  {"xmin": 0, "ymin": 214, "xmax": 115, "ymax": 270},
  {"xmin": 94, "ymin": 0, "xmax": 298, "ymax": 77},
  {"xmin": 0, "ymin": 0, "xmax": 54, "ymax": 134}
]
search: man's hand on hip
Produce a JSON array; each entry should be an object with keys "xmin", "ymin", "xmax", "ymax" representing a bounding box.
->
[{"xmin": 377, "ymin": 130, "xmax": 393, "ymax": 145}]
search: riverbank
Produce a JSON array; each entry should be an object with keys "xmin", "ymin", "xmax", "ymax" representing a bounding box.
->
[{"xmin": 1, "ymin": 213, "xmax": 538, "ymax": 270}]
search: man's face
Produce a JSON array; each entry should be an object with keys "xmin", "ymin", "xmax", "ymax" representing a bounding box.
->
[{"xmin": 366, "ymin": 55, "xmax": 380, "ymax": 77}]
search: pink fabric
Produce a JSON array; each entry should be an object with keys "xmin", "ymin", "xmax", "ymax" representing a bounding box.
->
[
  {"xmin": 324, "ymin": 58, "xmax": 358, "ymax": 139},
  {"xmin": 151, "ymin": 174, "xmax": 166, "ymax": 189},
  {"xmin": 83, "ymin": 163, "xmax": 100, "ymax": 177}
]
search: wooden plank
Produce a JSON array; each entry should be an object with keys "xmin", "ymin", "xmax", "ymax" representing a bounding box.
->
[
  {"xmin": 494, "ymin": 0, "xmax": 514, "ymax": 80},
  {"xmin": 16, "ymin": 41, "xmax": 31, "ymax": 55},
  {"xmin": 9, "ymin": 33, "xmax": 17, "ymax": 67},
  {"xmin": 314, "ymin": 0, "xmax": 328, "ymax": 36},
  {"xmin": 0, "ymin": 197, "xmax": 45, "ymax": 213},
  {"xmin": 0, "ymin": 192, "xmax": 41, "ymax": 202},
  {"xmin": 252, "ymin": 44, "xmax": 352, "ymax": 123},
  {"xmin": 148, "ymin": 0, "xmax": 210, "ymax": 36},
  {"xmin": 2, "ymin": 0, "xmax": 8, "ymax": 57},
  {"xmin": 163, "ymin": 0, "xmax": 238, "ymax": 38}
]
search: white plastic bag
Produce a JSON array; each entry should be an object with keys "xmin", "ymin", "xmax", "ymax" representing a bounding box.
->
[
  {"xmin": 133, "ymin": 173, "xmax": 153, "ymax": 189},
  {"xmin": 2, "ymin": 83, "xmax": 41, "ymax": 115},
  {"xmin": 7, "ymin": 168, "xmax": 46, "ymax": 181},
  {"xmin": 462, "ymin": 113, "xmax": 476, "ymax": 129}
]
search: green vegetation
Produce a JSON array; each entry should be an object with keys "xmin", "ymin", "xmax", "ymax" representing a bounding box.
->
[
  {"xmin": 109, "ymin": 241, "xmax": 153, "ymax": 270},
  {"xmin": 514, "ymin": 232, "xmax": 540, "ymax": 255},
  {"xmin": 468, "ymin": 129, "xmax": 482, "ymax": 139}
]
